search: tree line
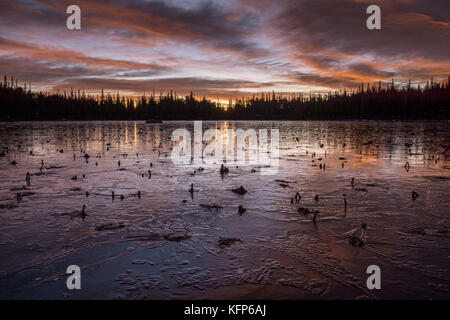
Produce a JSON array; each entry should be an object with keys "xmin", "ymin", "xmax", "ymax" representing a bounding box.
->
[{"xmin": 0, "ymin": 75, "xmax": 449, "ymax": 121}]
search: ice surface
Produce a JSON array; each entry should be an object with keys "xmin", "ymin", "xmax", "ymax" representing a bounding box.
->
[{"xmin": 0, "ymin": 121, "xmax": 448, "ymax": 299}]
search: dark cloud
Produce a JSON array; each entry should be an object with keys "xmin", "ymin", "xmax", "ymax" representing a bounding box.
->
[
  {"xmin": 408, "ymin": 0, "xmax": 450, "ymax": 22},
  {"xmin": 0, "ymin": 0, "xmax": 266, "ymax": 58},
  {"xmin": 347, "ymin": 62, "xmax": 395, "ymax": 78},
  {"xmin": 275, "ymin": 0, "xmax": 450, "ymax": 61},
  {"xmin": 0, "ymin": 56, "xmax": 112, "ymax": 83},
  {"xmin": 288, "ymin": 71, "xmax": 358, "ymax": 89},
  {"xmin": 0, "ymin": 37, "xmax": 170, "ymax": 83},
  {"xmin": 113, "ymin": 0, "xmax": 263, "ymax": 55}
]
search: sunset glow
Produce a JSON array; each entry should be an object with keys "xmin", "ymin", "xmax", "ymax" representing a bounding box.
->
[{"xmin": 1, "ymin": 0, "xmax": 448, "ymax": 98}]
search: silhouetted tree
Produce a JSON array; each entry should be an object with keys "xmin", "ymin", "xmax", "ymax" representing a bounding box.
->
[{"xmin": 0, "ymin": 75, "xmax": 449, "ymax": 121}]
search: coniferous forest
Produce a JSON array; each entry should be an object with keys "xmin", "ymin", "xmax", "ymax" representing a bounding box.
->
[{"xmin": 0, "ymin": 75, "xmax": 449, "ymax": 121}]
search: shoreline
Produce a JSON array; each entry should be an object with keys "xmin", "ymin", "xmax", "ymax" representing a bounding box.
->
[{"xmin": 0, "ymin": 119, "xmax": 449, "ymax": 123}]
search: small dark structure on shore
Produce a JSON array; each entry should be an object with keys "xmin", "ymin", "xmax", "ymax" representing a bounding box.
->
[{"xmin": 145, "ymin": 119, "xmax": 163, "ymax": 124}]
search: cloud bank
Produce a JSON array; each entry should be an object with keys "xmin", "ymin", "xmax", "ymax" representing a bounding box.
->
[{"xmin": 0, "ymin": 0, "xmax": 448, "ymax": 97}]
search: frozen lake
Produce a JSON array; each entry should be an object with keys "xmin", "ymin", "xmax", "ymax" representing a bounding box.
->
[{"xmin": 0, "ymin": 121, "xmax": 449, "ymax": 299}]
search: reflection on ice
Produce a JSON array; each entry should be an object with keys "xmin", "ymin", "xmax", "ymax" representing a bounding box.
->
[{"xmin": 0, "ymin": 121, "xmax": 449, "ymax": 299}]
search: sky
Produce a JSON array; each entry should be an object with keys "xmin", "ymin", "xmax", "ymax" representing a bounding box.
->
[{"xmin": 0, "ymin": 0, "xmax": 449, "ymax": 100}]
